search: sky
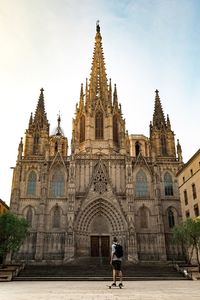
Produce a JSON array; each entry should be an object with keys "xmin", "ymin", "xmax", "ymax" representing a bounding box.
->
[{"xmin": 0, "ymin": 0, "xmax": 200, "ymax": 205}]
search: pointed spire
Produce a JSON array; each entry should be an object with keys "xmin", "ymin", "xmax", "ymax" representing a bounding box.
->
[
  {"xmin": 152, "ymin": 89, "xmax": 166, "ymax": 129},
  {"xmin": 85, "ymin": 78, "xmax": 89, "ymax": 110},
  {"xmin": 28, "ymin": 112, "xmax": 33, "ymax": 129},
  {"xmin": 108, "ymin": 78, "xmax": 112, "ymax": 106},
  {"xmin": 33, "ymin": 88, "xmax": 49, "ymax": 131},
  {"xmin": 17, "ymin": 137, "xmax": 23, "ymax": 161},
  {"xmin": 167, "ymin": 114, "xmax": 171, "ymax": 129},
  {"xmin": 113, "ymin": 84, "xmax": 118, "ymax": 105},
  {"xmin": 79, "ymin": 83, "xmax": 84, "ymax": 110},
  {"xmin": 177, "ymin": 139, "xmax": 183, "ymax": 162},
  {"xmin": 88, "ymin": 22, "xmax": 109, "ymax": 110}
]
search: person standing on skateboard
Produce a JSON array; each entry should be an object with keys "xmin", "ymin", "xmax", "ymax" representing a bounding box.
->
[{"xmin": 110, "ymin": 236, "xmax": 123, "ymax": 288}]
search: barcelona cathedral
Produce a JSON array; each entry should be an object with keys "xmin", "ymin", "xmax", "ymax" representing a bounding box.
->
[{"xmin": 10, "ymin": 23, "xmax": 184, "ymax": 264}]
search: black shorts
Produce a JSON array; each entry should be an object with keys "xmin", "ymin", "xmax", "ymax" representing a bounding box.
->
[{"xmin": 112, "ymin": 260, "xmax": 121, "ymax": 271}]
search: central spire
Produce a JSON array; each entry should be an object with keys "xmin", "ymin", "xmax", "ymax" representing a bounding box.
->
[
  {"xmin": 152, "ymin": 89, "xmax": 166, "ymax": 129},
  {"xmin": 88, "ymin": 22, "xmax": 109, "ymax": 111}
]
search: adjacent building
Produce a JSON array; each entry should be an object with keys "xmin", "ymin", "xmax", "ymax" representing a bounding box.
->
[
  {"xmin": 177, "ymin": 149, "xmax": 200, "ymax": 219},
  {"xmin": 0, "ymin": 199, "xmax": 9, "ymax": 213},
  {"xmin": 10, "ymin": 24, "xmax": 184, "ymax": 264}
]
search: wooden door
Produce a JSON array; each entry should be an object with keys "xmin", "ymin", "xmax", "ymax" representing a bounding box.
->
[
  {"xmin": 101, "ymin": 236, "xmax": 110, "ymax": 257},
  {"xmin": 91, "ymin": 236, "xmax": 99, "ymax": 257}
]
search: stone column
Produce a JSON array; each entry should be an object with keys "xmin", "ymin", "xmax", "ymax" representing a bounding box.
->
[
  {"xmin": 154, "ymin": 165, "xmax": 167, "ymax": 261},
  {"xmin": 35, "ymin": 202, "xmax": 45, "ymax": 261}
]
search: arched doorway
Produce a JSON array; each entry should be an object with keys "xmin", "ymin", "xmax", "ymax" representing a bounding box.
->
[
  {"xmin": 75, "ymin": 198, "xmax": 126, "ymax": 258},
  {"xmin": 90, "ymin": 215, "xmax": 110, "ymax": 257}
]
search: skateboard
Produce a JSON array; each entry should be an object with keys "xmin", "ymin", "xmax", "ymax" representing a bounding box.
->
[{"xmin": 107, "ymin": 284, "xmax": 123, "ymax": 289}]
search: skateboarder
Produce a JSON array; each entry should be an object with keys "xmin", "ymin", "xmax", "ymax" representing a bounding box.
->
[{"xmin": 110, "ymin": 237, "xmax": 123, "ymax": 288}]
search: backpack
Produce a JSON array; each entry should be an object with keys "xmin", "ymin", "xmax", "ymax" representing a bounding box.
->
[{"xmin": 114, "ymin": 243, "xmax": 123, "ymax": 258}]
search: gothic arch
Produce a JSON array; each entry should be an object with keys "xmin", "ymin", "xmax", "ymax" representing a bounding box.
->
[
  {"xmin": 23, "ymin": 205, "xmax": 35, "ymax": 227},
  {"xmin": 113, "ymin": 114, "xmax": 119, "ymax": 146},
  {"xmin": 80, "ymin": 114, "xmax": 85, "ymax": 143},
  {"xmin": 75, "ymin": 198, "xmax": 126, "ymax": 233},
  {"xmin": 166, "ymin": 206, "xmax": 178, "ymax": 228},
  {"xmin": 138, "ymin": 205, "xmax": 150, "ymax": 228},
  {"xmin": 50, "ymin": 204, "xmax": 63, "ymax": 229},
  {"xmin": 135, "ymin": 169, "xmax": 149, "ymax": 198},
  {"xmin": 135, "ymin": 141, "xmax": 141, "ymax": 156},
  {"xmin": 49, "ymin": 166, "xmax": 66, "ymax": 197},
  {"xmin": 163, "ymin": 171, "xmax": 174, "ymax": 196},
  {"xmin": 27, "ymin": 170, "xmax": 37, "ymax": 196},
  {"xmin": 95, "ymin": 110, "xmax": 104, "ymax": 139}
]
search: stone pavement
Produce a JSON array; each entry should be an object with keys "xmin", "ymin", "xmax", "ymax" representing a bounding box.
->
[{"xmin": 1, "ymin": 281, "xmax": 200, "ymax": 300}]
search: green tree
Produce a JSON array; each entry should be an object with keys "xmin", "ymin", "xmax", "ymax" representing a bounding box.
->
[
  {"xmin": 0, "ymin": 212, "xmax": 29, "ymax": 266},
  {"xmin": 172, "ymin": 217, "xmax": 200, "ymax": 267}
]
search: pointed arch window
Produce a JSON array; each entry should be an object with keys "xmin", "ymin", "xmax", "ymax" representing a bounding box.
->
[
  {"xmin": 51, "ymin": 170, "xmax": 64, "ymax": 197},
  {"xmin": 93, "ymin": 166, "xmax": 107, "ymax": 194},
  {"xmin": 135, "ymin": 141, "xmax": 140, "ymax": 156},
  {"xmin": 113, "ymin": 114, "xmax": 119, "ymax": 146},
  {"xmin": 52, "ymin": 206, "xmax": 60, "ymax": 228},
  {"xmin": 168, "ymin": 208, "xmax": 175, "ymax": 228},
  {"xmin": 135, "ymin": 170, "xmax": 148, "ymax": 198},
  {"xmin": 27, "ymin": 171, "xmax": 37, "ymax": 195},
  {"xmin": 33, "ymin": 133, "xmax": 39, "ymax": 154},
  {"xmin": 95, "ymin": 111, "xmax": 103, "ymax": 139},
  {"xmin": 140, "ymin": 206, "xmax": 149, "ymax": 228},
  {"xmin": 55, "ymin": 141, "xmax": 58, "ymax": 152},
  {"xmin": 80, "ymin": 115, "xmax": 85, "ymax": 143},
  {"xmin": 26, "ymin": 206, "xmax": 33, "ymax": 226},
  {"xmin": 161, "ymin": 135, "xmax": 167, "ymax": 156},
  {"xmin": 164, "ymin": 172, "xmax": 173, "ymax": 196}
]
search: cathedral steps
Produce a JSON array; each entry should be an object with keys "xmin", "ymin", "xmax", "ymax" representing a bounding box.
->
[{"xmin": 14, "ymin": 259, "xmax": 187, "ymax": 281}]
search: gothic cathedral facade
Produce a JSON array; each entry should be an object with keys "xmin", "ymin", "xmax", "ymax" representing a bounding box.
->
[{"xmin": 10, "ymin": 24, "xmax": 183, "ymax": 264}]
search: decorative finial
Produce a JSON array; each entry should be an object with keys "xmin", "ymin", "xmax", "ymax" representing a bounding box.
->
[
  {"xmin": 40, "ymin": 88, "xmax": 44, "ymax": 92},
  {"xmin": 57, "ymin": 111, "xmax": 61, "ymax": 126},
  {"xmin": 155, "ymin": 89, "xmax": 159, "ymax": 96},
  {"xmin": 56, "ymin": 112, "xmax": 62, "ymax": 136},
  {"xmin": 96, "ymin": 20, "xmax": 100, "ymax": 33}
]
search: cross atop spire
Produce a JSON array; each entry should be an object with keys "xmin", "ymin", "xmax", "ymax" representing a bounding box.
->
[{"xmin": 96, "ymin": 20, "xmax": 100, "ymax": 33}]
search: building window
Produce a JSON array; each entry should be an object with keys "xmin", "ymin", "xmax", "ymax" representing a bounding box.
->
[
  {"xmin": 194, "ymin": 204, "xmax": 199, "ymax": 217},
  {"xmin": 80, "ymin": 115, "xmax": 85, "ymax": 143},
  {"xmin": 168, "ymin": 209, "xmax": 175, "ymax": 228},
  {"xmin": 113, "ymin": 114, "xmax": 119, "ymax": 146},
  {"xmin": 95, "ymin": 111, "xmax": 103, "ymax": 139},
  {"xmin": 161, "ymin": 135, "xmax": 167, "ymax": 156},
  {"xmin": 192, "ymin": 183, "xmax": 197, "ymax": 200},
  {"xmin": 51, "ymin": 170, "xmax": 64, "ymax": 197},
  {"xmin": 164, "ymin": 172, "xmax": 173, "ymax": 196},
  {"xmin": 55, "ymin": 141, "xmax": 58, "ymax": 152},
  {"xmin": 185, "ymin": 210, "xmax": 190, "ymax": 218},
  {"xmin": 184, "ymin": 190, "xmax": 188, "ymax": 205},
  {"xmin": 135, "ymin": 141, "xmax": 140, "ymax": 156},
  {"xmin": 27, "ymin": 171, "xmax": 37, "ymax": 195},
  {"xmin": 93, "ymin": 168, "xmax": 107, "ymax": 194},
  {"xmin": 33, "ymin": 133, "xmax": 39, "ymax": 154},
  {"xmin": 183, "ymin": 176, "xmax": 185, "ymax": 183},
  {"xmin": 190, "ymin": 169, "xmax": 193, "ymax": 176},
  {"xmin": 135, "ymin": 170, "xmax": 148, "ymax": 198}
]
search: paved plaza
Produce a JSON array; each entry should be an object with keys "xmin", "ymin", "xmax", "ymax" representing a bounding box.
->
[{"xmin": 1, "ymin": 280, "xmax": 200, "ymax": 300}]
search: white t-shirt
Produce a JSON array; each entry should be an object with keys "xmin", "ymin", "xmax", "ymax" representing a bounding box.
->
[{"xmin": 111, "ymin": 242, "xmax": 122, "ymax": 261}]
